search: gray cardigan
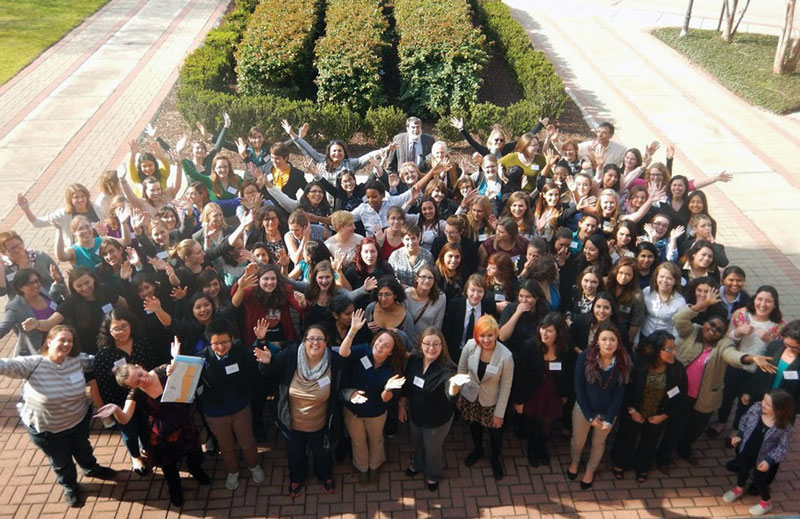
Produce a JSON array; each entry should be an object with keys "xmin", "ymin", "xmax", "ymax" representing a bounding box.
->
[
  {"xmin": 0, "ymin": 291, "xmax": 49, "ymax": 356},
  {"xmin": 1, "ymin": 251, "xmax": 63, "ymax": 301}
]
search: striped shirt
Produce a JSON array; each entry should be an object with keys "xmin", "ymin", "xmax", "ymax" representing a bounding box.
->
[{"xmin": 0, "ymin": 354, "xmax": 93, "ymax": 433}]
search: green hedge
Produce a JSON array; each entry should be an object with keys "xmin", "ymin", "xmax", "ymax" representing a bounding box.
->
[
  {"xmin": 394, "ymin": 0, "xmax": 488, "ymax": 117},
  {"xmin": 235, "ymin": 0, "xmax": 322, "ymax": 97},
  {"xmin": 314, "ymin": 0, "xmax": 388, "ymax": 112},
  {"xmin": 471, "ymin": 0, "xmax": 568, "ymax": 117}
]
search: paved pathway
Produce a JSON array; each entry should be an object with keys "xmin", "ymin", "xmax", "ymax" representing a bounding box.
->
[{"xmin": 1, "ymin": 0, "xmax": 800, "ymax": 518}]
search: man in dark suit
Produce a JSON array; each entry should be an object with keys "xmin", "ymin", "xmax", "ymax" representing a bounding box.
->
[{"xmin": 387, "ymin": 116, "xmax": 435, "ymax": 173}]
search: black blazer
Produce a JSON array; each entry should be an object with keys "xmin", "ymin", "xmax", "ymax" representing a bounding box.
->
[
  {"xmin": 623, "ymin": 359, "xmax": 687, "ymax": 417},
  {"xmin": 386, "ymin": 132, "xmax": 435, "ymax": 173},
  {"xmin": 442, "ymin": 296, "xmax": 498, "ymax": 362},
  {"xmin": 431, "ymin": 235, "xmax": 479, "ymax": 274},
  {"xmin": 743, "ymin": 339, "xmax": 800, "ymax": 410}
]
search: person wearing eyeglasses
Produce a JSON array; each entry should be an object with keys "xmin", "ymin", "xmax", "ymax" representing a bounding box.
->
[
  {"xmin": 610, "ymin": 330, "xmax": 687, "ymax": 483},
  {"xmin": 0, "ymin": 269, "xmax": 60, "ymax": 356},
  {"xmin": 398, "ymin": 328, "xmax": 470, "ymax": 491},
  {"xmin": 404, "ymin": 265, "xmax": 446, "ymax": 338},
  {"xmin": 449, "ymin": 116, "xmax": 547, "ymax": 159},
  {"xmin": 253, "ymin": 324, "xmax": 342, "ymax": 498},
  {"xmin": 0, "ymin": 231, "xmax": 64, "ymax": 301}
]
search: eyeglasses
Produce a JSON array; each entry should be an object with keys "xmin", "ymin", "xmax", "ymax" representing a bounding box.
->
[
  {"xmin": 422, "ymin": 341, "xmax": 442, "ymax": 349},
  {"xmin": 377, "ymin": 292, "xmax": 394, "ymax": 299},
  {"xmin": 417, "ymin": 275, "xmax": 434, "ymax": 281},
  {"xmin": 23, "ymin": 278, "xmax": 41, "ymax": 286},
  {"xmin": 211, "ymin": 339, "xmax": 232, "ymax": 347},
  {"xmin": 305, "ymin": 337, "xmax": 325, "ymax": 344},
  {"xmin": 110, "ymin": 324, "xmax": 130, "ymax": 333},
  {"xmin": 263, "ymin": 217, "xmax": 277, "ymax": 223}
]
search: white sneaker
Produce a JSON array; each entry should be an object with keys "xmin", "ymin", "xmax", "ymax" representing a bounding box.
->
[
  {"xmin": 225, "ymin": 472, "xmax": 239, "ymax": 491},
  {"xmin": 749, "ymin": 501, "xmax": 772, "ymax": 516},
  {"xmin": 723, "ymin": 488, "xmax": 743, "ymax": 503},
  {"xmin": 251, "ymin": 464, "xmax": 265, "ymax": 483}
]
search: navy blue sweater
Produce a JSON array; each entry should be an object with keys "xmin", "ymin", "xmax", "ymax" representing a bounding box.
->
[{"xmin": 574, "ymin": 349, "xmax": 627, "ymax": 425}]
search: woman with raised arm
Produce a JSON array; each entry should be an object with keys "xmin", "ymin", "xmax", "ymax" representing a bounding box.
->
[
  {"xmin": 17, "ymin": 184, "xmax": 104, "ymax": 245},
  {"xmin": 0, "ymin": 231, "xmax": 63, "ymax": 301},
  {"xmin": 449, "ymin": 116, "xmax": 546, "ymax": 159}
]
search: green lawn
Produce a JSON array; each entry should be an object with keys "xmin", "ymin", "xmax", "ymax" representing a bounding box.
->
[
  {"xmin": 652, "ymin": 27, "xmax": 800, "ymax": 114},
  {"xmin": 0, "ymin": 0, "xmax": 110, "ymax": 85}
]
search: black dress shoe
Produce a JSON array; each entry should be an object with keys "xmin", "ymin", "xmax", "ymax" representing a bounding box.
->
[
  {"xmin": 405, "ymin": 467, "xmax": 419, "ymax": 478},
  {"xmin": 190, "ymin": 469, "xmax": 211, "ymax": 485},
  {"xmin": 427, "ymin": 481, "xmax": 439, "ymax": 492},
  {"xmin": 64, "ymin": 487, "xmax": 83, "ymax": 508},
  {"xmin": 464, "ymin": 449, "xmax": 483, "ymax": 467},
  {"xmin": 580, "ymin": 479, "xmax": 593, "ymax": 490},
  {"xmin": 491, "ymin": 458, "xmax": 504, "ymax": 480},
  {"xmin": 84, "ymin": 465, "xmax": 118, "ymax": 480},
  {"xmin": 566, "ymin": 468, "xmax": 578, "ymax": 480},
  {"xmin": 527, "ymin": 455, "xmax": 540, "ymax": 468}
]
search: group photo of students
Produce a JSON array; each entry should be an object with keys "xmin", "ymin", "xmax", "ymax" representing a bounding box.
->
[{"xmin": 0, "ymin": 113, "xmax": 797, "ymax": 517}]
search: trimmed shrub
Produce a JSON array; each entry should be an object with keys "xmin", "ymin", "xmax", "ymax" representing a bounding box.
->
[
  {"xmin": 364, "ymin": 106, "xmax": 407, "ymax": 144},
  {"xmin": 315, "ymin": 0, "xmax": 388, "ymax": 113},
  {"xmin": 235, "ymin": 0, "xmax": 322, "ymax": 97},
  {"xmin": 394, "ymin": 0, "xmax": 488, "ymax": 117}
]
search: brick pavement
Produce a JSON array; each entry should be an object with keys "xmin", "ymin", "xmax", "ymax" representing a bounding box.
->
[{"xmin": 2, "ymin": 0, "xmax": 800, "ymax": 517}]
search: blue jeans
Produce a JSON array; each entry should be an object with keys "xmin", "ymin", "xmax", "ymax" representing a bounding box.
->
[
  {"xmin": 118, "ymin": 408, "xmax": 149, "ymax": 458},
  {"xmin": 26, "ymin": 408, "xmax": 97, "ymax": 492}
]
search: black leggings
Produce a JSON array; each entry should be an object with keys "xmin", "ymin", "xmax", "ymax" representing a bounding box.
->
[
  {"xmin": 162, "ymin": 450, "xmax": 205, "ymax": 495},
  {"xmin": 469, "ymin": 421, "xmax": 503, "ymax": 459},
  {"xmin": 736, "ymin": 453, "xmax": 776, "ymax": 501}
]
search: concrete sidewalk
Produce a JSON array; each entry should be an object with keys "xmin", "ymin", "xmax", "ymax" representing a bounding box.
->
[{"xmin": 508, "ymin": 0, "xmax": 800, "ymax": 318}]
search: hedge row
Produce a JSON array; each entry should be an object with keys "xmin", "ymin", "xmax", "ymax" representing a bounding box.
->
[
  {"xmin": 470, "ymin": 0, "xmax": 568, "ymax": 118},
  {"xmin": 394, "ymin": 0, "xmax": 488, "ymax": 117},
  {"xmin": 235, "ymin": 0, "xmax": 322, "ymax": 97},
  {"xmin": 314, "ymin": 0, "xmax": 388, "ymax": 113}
]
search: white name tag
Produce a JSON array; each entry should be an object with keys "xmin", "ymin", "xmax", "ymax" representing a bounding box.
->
[
  {"xmin": 549, "ymin": 362, "xmax": 562, "ymax": 371},
  {"xmin": 318, "ymin": 376, "xmax": 331, "ymax": 388},
  {"xmin": 667, "ymin": 386, "xmax": 680, "ymax": 398},
  {"xmin": 267, "ymin": 173, "xmax": 274, "ymax": 182},
  {"xmin": 113, "ymin": 358, "xmax": 126, "ymax": 369},
  {"xmin": 478, "ymin": 234, "xmax": 488, "ymax": 242},
  {"xmin": 413, "ymin": 376, "xmax": 425, "ymax": 388},
  {"xmin": 69, "ymin": 372, "xmax": 84, "ymax": 384},
  {"xmin": 570, "ymin": 240, "xmax": 580, "ymax": 249},
  {"xmin": 5, "ymin": 271, "xmax": 15, "ymax": 281},
  {"xmin": 49, "ymin": 301, "xmax": 58, "ymax": 311},
  {"xmin": 494, "ymin": 293, "xmax": 505, "ymax": 302},
  {"xmin": 156, "ymin": 251, "xmax": 169, "ymax": 260},
  {"xmin": 226, "ymin": 185, "xmax": 238, "ymax": 195},
  {"xmin": 225, "ymin": 363, "xmax": 240, "ymax": 375},
  {"xmin": 360, "ymin": 356, "xmax": 372, "ymax": 370},
  {"xmin": 532, "ymin": 165, "xmax": 540, "ymax": 171},
  {"xmin": 511, "ymin": 255, "xmax": 520, "ymax": 265},
  {"xmin": 197, "ymin": 385, "xmax": 204, "ymax": 395},
  {"xmin": 486, "ymin": 364, "xmax": 499, "ymax": 375},
  {"xmin": 783, "ymin": 370, "xmax": 798, "ymax": 380},
  {"xmin": 101, "ymin": 303, "xmax": 113, "ymax": 314}
]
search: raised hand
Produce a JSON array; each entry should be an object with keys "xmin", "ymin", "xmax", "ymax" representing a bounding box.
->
[
  {"xmin": 125, "ymin": 246, "xmax": 140, "ymax": 266},
  {"xmin": 669, "ymin": 225, "xmax": 685, "ymax": 241},
  {"xmin": 350, "ymin": 308, "xmax": 366, "ymax": 332},
  {"xmin": 170, "ymin": 336, "xmax": 182, "ymax": 359},
  {"xmin": 716, "ymin": 170, "xmax": 733, "ymax": 183},
  {"xmin": 565, "ymin": 175, "xmax": 576, "ymax": 192},
  {"xmin": 645, "ymin": 141, "xmax": 660, "ymax": 158},
  {"xmin": 236, "ymin": 137, "xmax": 248, "ymax": 157},
  {"xmin": 449, "ymin": 117, "xmax": 464, "ymax": 131},
  {"xmin": 253, "ymin": 317, "xmax": 271, "ymax": 340},
  {"xmin": 144, "ymin": 124, "xmax": 157, "ymax": 138},
  {"xmin": 449, "ymin": 373, "xmax": 471, "ymax": 386},
  {"xmin": 119, "ymin": 261, "xmax": 133, "ymax": 281},
  {"xmin": 129, "ymin": 139, "xmax": 139, "ymax": 155},
  {"xmin": 196, "ymin": 121, "xmax": 208, "ymax": 137},
  {"xmin": 280, "ymin": 119, "xmax": 295, "ymax": 138},
  {"xmin": 384, "ymin": 375, "xmax": 406, "ymax": 391},
  {"xmin": 223, "ymin": 112, "xmax": 232, "ymax": 129},
  {"xmin": 17, "ymin": 193, "xmax": 29, "ymax": 209},
  {"xmin": 298, "ymin": 122, "xmax": 309, "ymax": 139},
  {"xmin": 130, "ymin": 208, "xmax": 145, "ymax": 230},
  {"xmin": 148, "ymin": 256, "xmax": 169, "ymax": 271},
  {"xmin": 49, "ymin": 264, "xmax": 64, "ymax": 284},
  {"xmin": 363, "ymin": 277, "xmax": 376, "ymax": 293},
  {"xmin": 666, "ymin": 145, "xmax": 675, "ymax": 160},
  {"xmin": 170, "ymin": 285, "xmax": 188, "ymax": 300},
  {"xmin": 143, "ymin": 296, "xmax": 162, "ymax": 314},
  {"xmin": 253, "ymin": 346, "xmax": 272, "ymax": 364},
  {"xmin": 175, "ymin": 135, "xmax": 188, "ymax": 156}
]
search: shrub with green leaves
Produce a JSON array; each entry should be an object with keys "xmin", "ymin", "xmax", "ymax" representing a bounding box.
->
[
  {"xmin": 394, "ymin": 0, "xmax": 488, "ymax": 117},
  {"xmin": 315, "ymin": 0, "xmax": 388, "ymax": 113},
  {"xmin": 364, "ymin": 106, "xmax": 408, "ymax": 144},
  {"xmin": 235, "ymin": 0, "xmax": 322, "ymax": 97}
]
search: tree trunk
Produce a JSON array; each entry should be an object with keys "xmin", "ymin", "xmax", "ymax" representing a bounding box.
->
[
  {"xmin": 681, "ymin": 0, "xmax": 695, "ymax": 37},
  {"xmin": 774, "ymin": 0, "xmax": 797, "ymax": 73}
]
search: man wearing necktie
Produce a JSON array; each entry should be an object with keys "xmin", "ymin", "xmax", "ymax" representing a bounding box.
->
[{"xmin": 387, "ymin": 117, "xmax": 434, "ymax": 174}]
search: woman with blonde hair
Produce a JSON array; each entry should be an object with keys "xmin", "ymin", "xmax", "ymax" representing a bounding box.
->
[
  {"xmin": 459, "ymin": 195, "xmax": 494, "ymax": 244},
  {"xmin": 502, "ymin": 191, "xmax": 536, "ymax": 240},
  {"xmin": 533, "ymin": 184, "xmax": 563, "ymax": 242},
  {"xmin": 499, "ymin": 133, "xmax": 546, "ymax": 190},
  {"xmin": 17, "ymin": 183, "xmax": 104, "ymax": 245}
]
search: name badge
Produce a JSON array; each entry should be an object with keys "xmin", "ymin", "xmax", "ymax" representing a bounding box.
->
[
  {"xmin": 49, "ymin": 301, "xmax": 58, "ymax": 311},
  {"xmin": 478, "ymin": 234, "xmax": 488, "ymax": 242},
  {"xmin": 486, "ymin": 364, "xmax": 499, "ymax": 375},
  {"xmin": 267, "ymin": 173, "xmax": 274, "ymax": 182},
  {"xmin": 225, "ymin": 363, "xmax": 240, "ymax": 375},
  {"xmin": 156, "ymin": 251, "xmax": 169, "ymax": 260},
  {"xmin": 494, "ymin": 293, "xmax": 505, "ymax": 302},
  {"xmin": 413, "ymin": 376, "xmax": 425, "ymax": 388},
  {"xmin": 226, "ymin": 185, "xmax": 238, "ymax": 195},
  {"xmin": 549, "ymin": 362, "xmax": 562, "ymax": 371},
  {"xmin": 532, "ymin": 165, "xmax": 540, "ymax": 171},
  {"xmin": 318, "ymin": 376, "xmax": 331, "ymax": 388},
  {"xmin": 101, "ymin": 303, "xmax": 113, "ymax": 314},
  {"xmin": 68, "ymin": 372, "xmax": 84, "ymax": 384},
  {"xmin": 570, "ymin": 240, "xmax": 580, "ymax": 249},
  {"xmin": 197, "ymin": 385, "xmax": 204, "ymax": 395},
  {"xmin": 360, "ymin": 356, "xmax": 372, "ymax": 370},
  {"xmin": 511, "ymin": 255, "xmax": 521, "ymax": 265},
  {"xmin": 5, "ymin": 271, "xmax": 15, "ymax": 281},
  {"xmin": 667, "ymin": 386, "xmax": 680, "ymax": 398},
  {"xmin": 113, "ymin": 358, "xmax": 126, "ymax": 369},
  {"xmin": 783, "ymin": 370, "xmax": 798, "ymax": 380}
]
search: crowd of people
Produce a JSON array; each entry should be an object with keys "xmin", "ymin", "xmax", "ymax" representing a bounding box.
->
[{"xmin": 0, "ymin": 114, "xmax": 797, "ymax": 516}]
